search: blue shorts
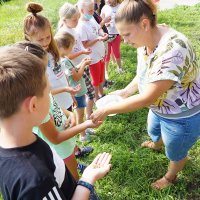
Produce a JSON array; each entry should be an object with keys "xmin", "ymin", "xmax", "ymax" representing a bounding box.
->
[
  {"xmin": 147, "ymin": 110, "xmax": 200, "ymax": 161},
  {"xmin": 75, "ymin": 95, "xmax": 86, "ymax": 108}
]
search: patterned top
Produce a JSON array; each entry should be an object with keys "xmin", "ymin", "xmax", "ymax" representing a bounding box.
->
[
  {"xmin": 137, "ymin": 28, "xmax": 200, "ymax": 114},
  {"xmin": 33, "ymin": 94, "xmax": 76, "ymax": 159}
]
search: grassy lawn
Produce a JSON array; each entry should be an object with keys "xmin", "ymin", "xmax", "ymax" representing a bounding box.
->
[{"xmin": 1, "ymin": 1, "xmax": 200, "ymax": 199}]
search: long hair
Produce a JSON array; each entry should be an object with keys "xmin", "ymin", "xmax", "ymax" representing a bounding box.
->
[{"xmin": 24, "ymin": 2, "xmax": 60, "ymax": 62}]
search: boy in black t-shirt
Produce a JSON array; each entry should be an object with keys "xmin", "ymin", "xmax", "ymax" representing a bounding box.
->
[{"xmin": 0, "ymin": 46, "xmax": 111, "ymax": 200}]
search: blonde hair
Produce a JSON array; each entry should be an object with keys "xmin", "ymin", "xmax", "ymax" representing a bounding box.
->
[
  {"xmin": 24, "ymin": 2, "xmax": 60, "ymax": 62},
  {"xmin": 54, "ymin": 32, "xmax": 75, "ymax": 50},
  {"xmin": 77, "ymin": 0, "xmax": 94, "ymax": 10},
  {"xmin": 58, "ymin": 3, "xmax": 79, "ymax": 29},
  {"xmin": 115, "ymin": 0, "xmax": 157, "ymax": 27},
  {"xmin": 0, "ymin": 47, "xmax": 46, "ymax": 119}
]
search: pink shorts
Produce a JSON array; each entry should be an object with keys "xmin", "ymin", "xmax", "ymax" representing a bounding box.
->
[
  {"xmin": 105, "ymin": 35, "xmax": 121, "ymax": 62},
  {"xmin": 89, "ymin": 59, "xmax": 105, "ymax": 87}
]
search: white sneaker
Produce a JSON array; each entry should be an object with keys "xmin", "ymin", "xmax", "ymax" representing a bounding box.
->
[
  {"xmin": 85, "ymin": 128, "xmax": 96, "ymax": 135},
  {"xmin": 80, "ymin": 134, "xmax": 91, "ymax": 142}
]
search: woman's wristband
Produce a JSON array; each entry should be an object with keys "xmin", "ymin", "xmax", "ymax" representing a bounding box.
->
[{"xmin": 77, "ymin": 180, "xmax": 94, "ymax": 193}]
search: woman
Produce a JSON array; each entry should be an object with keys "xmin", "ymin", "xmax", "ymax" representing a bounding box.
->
[{"xmin": 91, "ymin": 0, "xmax": 200, "ymax": 190}]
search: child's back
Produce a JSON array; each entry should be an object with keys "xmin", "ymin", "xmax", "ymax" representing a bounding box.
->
[
  {"xmin": 0, "ymin": 47, "xmax": 76, "ymax": 199},
  {"xmin": 0, "ymin": 136, "xmax": 76, "ymax": 199}
]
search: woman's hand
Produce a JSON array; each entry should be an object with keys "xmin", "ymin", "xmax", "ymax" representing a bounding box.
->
[
  {"xmin": 90, "ymin": 108, "xmax": 107, "ymax": 124},
  {"xmin": 84, "ymin": 119, "xmax": 103, "ymax": 128},
  {"xmin": 80, "ymin": 152, "xmax": 112, "ymax": 184}
]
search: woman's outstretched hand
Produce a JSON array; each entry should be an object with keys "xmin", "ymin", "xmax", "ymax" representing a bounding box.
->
[
  {"xmin": 90, "ymin": 108, "xmax": 107, "ymax": 124},
  {"xmin": 80, "ymin": 152, "xmax": 112, "ymax": 184}
]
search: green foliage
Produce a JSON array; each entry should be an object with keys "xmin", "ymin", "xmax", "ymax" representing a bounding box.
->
[{"xmin": 0, "ymin": 1, "xmax": 200, "ymax": 200}]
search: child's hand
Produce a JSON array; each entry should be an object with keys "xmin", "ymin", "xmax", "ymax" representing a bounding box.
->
[
  {"xmin": 70, "ymin": 84, "xmax": 81, "ymax": 95},
  {"xmin": 68, "ymin": 112, "xmax": 76, "ymax": 127},
  {"xmin": 80, "ymin": 152, "xmax": 112, "ymax": 184},
  {"xmin": 103, "ymin": 16, "xmax": 111, "ymax": 24},
  {"xmin": 83, "ymin": 48, "xmax": 92, "ymax": 55},
  {"xmin": 84, "ymin": 119, "xmax": 102, "ymax": 128},
  {"xmin": 64, "ymin": 112, "xmax": 76, "ymax": 128},
  {"xmin": 81, "ymin": 57, "xmax": 92, "ymax": 66},
  {"xmin": 105, "ymin": 23, "xmax": 111, "ymax": 27},
  {"xmin": 97, "ymin": 33, "xmax": 108, "ymax": 41}
]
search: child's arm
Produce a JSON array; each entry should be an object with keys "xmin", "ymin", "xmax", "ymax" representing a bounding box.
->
[
  {"xmin": 68, "ymin": 49, "xmax": 92, "ymax": 60},
  {"xmin": 71, "ymin": 58, "xmax": 91, "ymax": 81},
  {"xmin": 62, "ymin": 108, "xmax": 76, "ymax": 128},
  {"xmin": 39, "ymin": 119, "xmax": 102, "ymax": 144},
  {"xmin": 82, "ymin": 39, "xmax": 99, "ymax": 48},
  {"xmin": 51, "ymin": 85, "xmax": 81, "ymax": 96}
]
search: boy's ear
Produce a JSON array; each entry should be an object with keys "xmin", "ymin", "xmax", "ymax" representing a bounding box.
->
[
  {"xmin": 141, "ymin": 18, "xmax": 150, "ymax": 31},
  {"xmin": 23, "ymin": 96, "xmax": 38, "ymax": 113}
]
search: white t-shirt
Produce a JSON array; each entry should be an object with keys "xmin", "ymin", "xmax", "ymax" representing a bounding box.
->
[
  {"xmin": 101, "ymin": 4, "xmax": 120, "ymax": 35},
  {"xmin": 58, "ymin": 26, "xmax": 88, "ymax": 66},
  {"xmin": 76, "ymin": 17, "xmax": 105, "ymax": 64},
  {"xmin": 47, "ymin": 53, "xmax": 73, "ymax": 109}
]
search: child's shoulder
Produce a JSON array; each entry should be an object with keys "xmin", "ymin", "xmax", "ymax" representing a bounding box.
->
[{"xmin": 61, "ymin": 57, "xmax": 74, "ymax": 70}]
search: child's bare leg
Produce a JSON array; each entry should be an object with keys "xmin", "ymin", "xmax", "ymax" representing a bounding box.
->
[
  {"xmin": 75, "ymin": 107, "xmax": 85, "ymax": 137},
  {"xmin": 151, "ymin": 157, "xmax": 188, "ymax": 189},
  {"xmin": 99, "ymin": 84, "xmax": 104, "ymax": 97},
  {"xmin": 111, "ymin": 51, "xmax": 116, "ymax": 64},
  {"xmin": 116, "ymin": 58, "xmax": 122, "ymax": 70},
  {"xmin": 86, "ymin": 98, "xmax": 94, "ymax": 119},
  {"xmin": 105, "ymin": 61, "xmax": 109, "ymax": 80},
  {"xmin": 94, "ymin": 86, "xmax": 100, "ymax": 100},
  {"xmin": 64, "ymin": 153, "xmax": 79, "ymax": 181}
]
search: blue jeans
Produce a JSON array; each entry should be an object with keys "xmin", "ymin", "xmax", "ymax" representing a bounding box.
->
[
  {"xmin": 147, "ymin": 110, "xmax": 200, "ymax": 161},
  {"xmin": 75, "ymin": 95, "xmax": 86, "ymax": 108}
]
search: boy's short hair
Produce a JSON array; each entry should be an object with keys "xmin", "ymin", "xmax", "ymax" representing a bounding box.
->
[
  {"xmin": 54, "ymin": 32, "xmax": 75, "ymax": 49},
  {"xmin": 0, "ymin": 47, "xmax": 46, "ymax": 119}
]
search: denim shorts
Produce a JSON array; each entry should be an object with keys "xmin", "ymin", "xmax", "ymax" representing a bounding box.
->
[
  {"xmin": 75, "ymin": 95, "xmax": 86, "ymax": 108},
  {"xmin": 147, "ymin": 110, "xmax": 200, "ymax": 161}
]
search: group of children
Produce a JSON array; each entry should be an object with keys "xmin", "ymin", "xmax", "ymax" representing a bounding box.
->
[{"xmin": 0, "ymin": 0, "xmax": 123, "ymax": 199}]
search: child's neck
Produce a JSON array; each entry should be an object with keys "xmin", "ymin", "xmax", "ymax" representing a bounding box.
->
[
  {"xmin": 63, "ymin": 23, "xmax": 73, "ymax": 29},
  {"xmin": 0, "ymin": 115, "xmax": 36, "ymax": 148}
]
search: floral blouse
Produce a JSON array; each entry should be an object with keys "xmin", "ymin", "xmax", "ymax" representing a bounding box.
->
[{"xmin": 137, "ymin": 29, "xmax": 200, "ymax": 114}]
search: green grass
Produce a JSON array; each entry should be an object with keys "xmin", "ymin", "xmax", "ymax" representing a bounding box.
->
[{"xmin": 1, "ymin": 1, "xmax": 200, "ymax": 200}]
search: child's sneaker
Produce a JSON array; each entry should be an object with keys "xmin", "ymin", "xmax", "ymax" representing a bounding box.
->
[
  {"xmin": 75, "ymin": 146, "xmax": 94, "ymax": 158},
  {"xmin": 77, "ymin": 163, "xmax": 87, "ymax": 174},
  {"xmin": 80, "ymin": 133, "xmax": 91, "ymax": 142},
  {"xmin": 85, "ymin": 128, "xmax": 96, "ymax": 135}
]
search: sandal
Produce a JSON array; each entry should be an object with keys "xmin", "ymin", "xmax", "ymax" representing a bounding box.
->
[
  {"xmin": 75, "ymin": 146, "xmax": 93, "ymax": 158},
  {"xmin": 151, "ymin": 175, "xmax": 177, "ymax": 190},
  {"xmin": 141, "ymin": 140, "xmax": 162, "ymax": 151}
]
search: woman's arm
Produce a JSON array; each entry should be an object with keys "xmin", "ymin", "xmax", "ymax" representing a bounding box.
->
[
  {"xmin": 91, "ymin": 80, "xmax": 175, "ymax": 122},
  {"xmin": 109, "ymin": 76, "xmax": 139, "ymax": 98}
]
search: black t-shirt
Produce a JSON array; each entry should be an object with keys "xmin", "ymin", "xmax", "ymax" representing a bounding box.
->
[{"xmin": 0, "ymin": 136, "xmax": 76, "ymax": 200}]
